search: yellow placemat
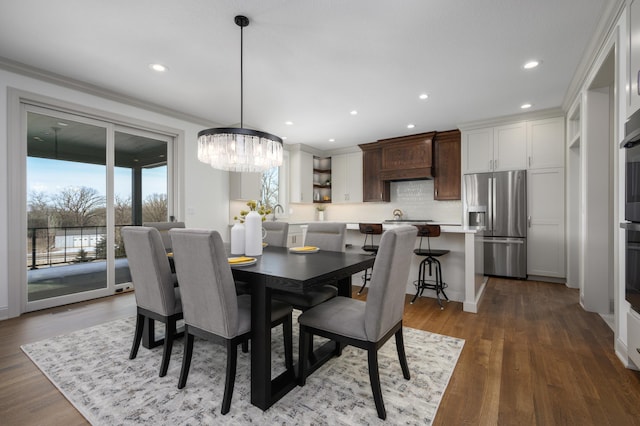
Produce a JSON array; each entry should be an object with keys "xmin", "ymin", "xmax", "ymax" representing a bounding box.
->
[{"xmin": 228, "ymin": 256, "xmax": 256, "ymax": 264}]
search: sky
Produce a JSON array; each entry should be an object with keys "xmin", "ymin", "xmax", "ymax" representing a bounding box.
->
[{"xmin": 27, "ymin": 157, "xmax": 167, "ymax": 201}]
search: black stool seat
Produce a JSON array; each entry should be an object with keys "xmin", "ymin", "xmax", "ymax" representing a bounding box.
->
[
  {"xmin": 358, "ymin": 223, "xmax": 383, "ymax": 295},
  {"xmin": 411, "ymin": 225, "xmax": 449, "ymax": 309}
]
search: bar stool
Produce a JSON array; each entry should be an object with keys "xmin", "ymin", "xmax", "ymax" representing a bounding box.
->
[
  {"xmin": 357, "ymin": 223, "xmax": 383, "ymax": 294},
  {"xmin": 411, "ymin": 224, "xmax": 449, "ymax": 309}
]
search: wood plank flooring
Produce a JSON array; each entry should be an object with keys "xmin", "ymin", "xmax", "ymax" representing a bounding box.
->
[{"xmin": 2, "ymin": 278, "xmax": 640, "ymax": 425}]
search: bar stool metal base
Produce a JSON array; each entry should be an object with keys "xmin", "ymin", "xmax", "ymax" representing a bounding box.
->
[{"xmin": 411, "ymin": 256, "xmax": 449, "ymax": 309}]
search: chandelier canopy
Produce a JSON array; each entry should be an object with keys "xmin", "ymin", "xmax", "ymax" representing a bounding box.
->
[{"xmin": 197, "ymin": 15, "xmax": 283, "ymax": 173}]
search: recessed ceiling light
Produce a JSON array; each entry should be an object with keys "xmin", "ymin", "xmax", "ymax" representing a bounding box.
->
[
  {"xmin": 149, "ymin": 63, "xmax": 168, "ymax": 72},
  {"xmin": 285, "ymin": 121, "xmax": 293, "ymax": 126},
  {"xmin": 521, "ymin": 103, "xmax": 532, "ymax": 109},
  {"xmin": 57, "ymin": 122, "xmax": 68, "ymax": 127},
  {"xmin": 407, "ymin": 124, "xmax": 415, "ymax": 129},
  {"xmin": 329, "ymin": 138, "xmax": 335, "ymax": 142},
  {"xmin": 523, "ymin": 60, "xmax": 540, "ymax": 69},
  {"xmin": 282, "ymin": 136, "xmax": 288, "ymax": 140},
  {"xmin": 350, "ymin": 110, "xmax": 358, "ymax": 115},
  {"xmin": 419, "ymin": 93, "xmax": 429, "ymax": 100}
]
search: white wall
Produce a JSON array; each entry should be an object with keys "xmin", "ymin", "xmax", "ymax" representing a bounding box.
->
[{"xmin": 0, "ymin": 68, "xmax": 231, "ymax": 319}]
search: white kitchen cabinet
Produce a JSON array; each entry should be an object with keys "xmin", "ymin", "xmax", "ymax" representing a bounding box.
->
[
  {"xmin": 462, "ymin": 123, "xmax": 527, "ymax": 173},
  {"xmin": 527, "ymin": 167, "xmax": 565, "ymax": 278},
  {"xmin": 286, "ymin": 224, "xmax": 303, "ymax": 247},
  {"xmin": 229, "ymin": 171, "xmax": 261, "ymax": 200},
  {"xmin": 526, "ymin": 117, "xmax": 565, "ymax": 169},
  {"xmin": 630, "ymin": 0, "xmax": 640, "ymax": 116},
  {"xmin": 628, "ymin": 311, "xmax": 640, "ymax": 369},
  {"xmin": 289, "ymin": 149, "xmax": 313, "ymax": 203},
  {"xmin": 331, "ymin": 152, "xmax": 363, "ymax": 203}
]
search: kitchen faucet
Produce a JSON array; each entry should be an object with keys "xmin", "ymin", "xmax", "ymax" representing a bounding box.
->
[
  {"xmin": 392, "ymin": 208, "xmax": 404, "ymax": 221},
  {"xmin": 272, "ymin": 204, "xmax": 284, "ymax": 221}
]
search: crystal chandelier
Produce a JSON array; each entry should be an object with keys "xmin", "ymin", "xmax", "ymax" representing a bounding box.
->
[{"xmin": 197, "ymin": 15, "xmax": 283, "ymax": 172}]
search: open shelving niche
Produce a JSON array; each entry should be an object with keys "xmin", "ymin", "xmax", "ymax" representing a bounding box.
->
[{"xmin": 313, "ymin": 156, "xmax": 331, "ymax": 203}]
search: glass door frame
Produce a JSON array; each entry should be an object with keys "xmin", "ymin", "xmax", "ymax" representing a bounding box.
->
[{"xmin": 7, "ymin": 90, "xmax": 181, "ymax": 316}]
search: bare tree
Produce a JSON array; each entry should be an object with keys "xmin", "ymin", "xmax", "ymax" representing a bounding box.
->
[
  {"xmin": 114, "ymin": 195, "xmax": 132, "ymax": 226},
  {"xmin": 142, "ymin": 193, "xmax": 168, "ymax": 222},
  {"xmin": 261, "ymin": 167, "xmax": 279, "ymax": 208},
  {"xmin": 52, "ymin": 186, "xmax": 105, "ymax": 227},
  {"xmin": 27, "ymin": 191, "xmax": 52, "ymax": 228}
]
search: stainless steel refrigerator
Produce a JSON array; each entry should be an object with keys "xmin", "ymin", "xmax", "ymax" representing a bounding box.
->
[{"xmin": 464, "ymin": 170, "xmax": 527, "ymax": 279}]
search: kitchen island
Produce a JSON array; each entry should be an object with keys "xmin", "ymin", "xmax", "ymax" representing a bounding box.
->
[{"xmin": 295, "ymin": 222, "xmax": 486, "ymax": 313}]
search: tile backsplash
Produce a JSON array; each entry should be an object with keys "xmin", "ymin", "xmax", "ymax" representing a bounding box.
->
[{"xmin": 287, "ymin": 180, "xmax": 462, "ymax": 224}]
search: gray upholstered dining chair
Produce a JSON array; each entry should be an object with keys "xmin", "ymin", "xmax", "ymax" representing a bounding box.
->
[
  {"xmin": 121, "ymin": 226, "xmax": 183, "ymax": 377},
  {"xmin": 304, "ymin": 222, "xmax": 347, "ymax": 252},
  {"xmin": 143, "ymin": 221, "xmax": 186, "ymax": 252},
  {"xmin": 298, "ymin": 225, "xmax": 416, "ymax": 420},
  {"xmin": 273, "ymin": 222, "xmax": 347, "ymax": 311},
  {"xmin": 262, "ymin": 221, "xmax": 289, "ymax": 247},
  {"xmin": 169, "ymin": 228, "xmax": 294, "ymax": 415}
]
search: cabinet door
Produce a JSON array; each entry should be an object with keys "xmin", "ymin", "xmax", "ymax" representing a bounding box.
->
[
  {"xmin": 362, "ymin": 148, "xmax": 390, "ymax": 202},
  {"xmin": 346, "ymin": 151, "xmax": 363, "ymax": 203},
  {"xmin": 433, "ymin": 131, "xmax": 461, "ymax": 200},
  {"xmin": 527, "ymin": 168, "xmax": 565, "ymax": 277},
  {"xmin": 462, "ymin": 128, "xmax": 493, "ymax": 173},
  {"xmin": 332, "ymin": 152, "xmax": 363, "ymax": 203},
  {"xmin": 526, "ymin": 117, "xmax": 565, "ymax": 169},
  {"xmin": 494, "ymin": 122, "xmax": 527, "ymax": 171},
  {"xmin": 289, "ymin": 150, "xmax": 313, "ymax": 203}
]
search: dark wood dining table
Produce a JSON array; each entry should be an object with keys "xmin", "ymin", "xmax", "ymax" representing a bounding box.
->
[{"xmin": 229, "ymin": 245, "xmax": 375, "ymax": 411}]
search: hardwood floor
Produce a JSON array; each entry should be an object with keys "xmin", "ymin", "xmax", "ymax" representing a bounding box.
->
[{"xmin": 2, "ymin": 278, "xmax": 640, "ymax": 425}]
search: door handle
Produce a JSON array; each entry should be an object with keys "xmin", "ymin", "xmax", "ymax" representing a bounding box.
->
[{"xmin": 528, "ymin": 216, "xmax": 532, "ymax": 228}]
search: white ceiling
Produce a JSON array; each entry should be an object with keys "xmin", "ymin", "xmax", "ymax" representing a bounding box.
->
[{"xmin": 0, "ymin": 0, "xmax": 612, "ymax": 151}]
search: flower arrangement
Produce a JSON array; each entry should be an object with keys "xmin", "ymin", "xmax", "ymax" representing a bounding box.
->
[
  {"xmin": 234, "ymin": 200, "xmax": 272, "ymax": 223},
  {"xmin": 315, "ymin": 204, "xmax": 326, "ymax": 212}
]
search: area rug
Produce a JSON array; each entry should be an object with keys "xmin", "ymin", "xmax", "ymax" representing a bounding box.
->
[{"xmin": 21, "ymin": 314, "xmax": 464, "ymax": 425}]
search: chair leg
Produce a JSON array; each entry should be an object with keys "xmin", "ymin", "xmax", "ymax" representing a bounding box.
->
[
  {"xmin": 221, "ymin": 339, "xmax": 238, "ymax": 415},
  {"xmin": 298, "ymin": 326, "xmax": 311, "ymax": 386},
  {"xmin": 367, "ymin": 348, "xmax": 386, "ymax": 420},
  {"xmin": 129, "ymin": 312, "xmax": 145, "ymax": 359},
  {"xmin": 394, "ymin": 328, "xmax": 411, "ymax": 380},
  {"xmin": 282, "ymin": 314, "xmax": 294, "ymax": 371},
  {"xmin": 241, "ymin": 341, "xmax": 249, "ymax": 353},
  {"xmin": 177, "ymin": 330, "xmax": 194, "ymax": 389},
  {"xmin": 411, "ymin": 259, "xmax": 426, "ymax": 304},
  {"xmin": 159, "ymin": 318, "xmax": 176, "ymax": 377},
  {"xmin": 358, "ymin": 268, "xmax": 370, "ymax": 295}
]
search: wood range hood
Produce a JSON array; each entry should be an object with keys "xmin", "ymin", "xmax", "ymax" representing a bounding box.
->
[{"xmin": 377, "ymin": 132, "xmax": 435, "ymax": 181}]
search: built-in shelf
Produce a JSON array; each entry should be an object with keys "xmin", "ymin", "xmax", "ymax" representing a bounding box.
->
[{"xmin": 313, "ymin": 156, "xmax": 332, "ymax": 203}]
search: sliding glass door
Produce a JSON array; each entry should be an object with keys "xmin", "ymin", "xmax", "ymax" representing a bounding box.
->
[{"xmin": 25, "ymin": 107, "xmax": 172, "ymax": 310}]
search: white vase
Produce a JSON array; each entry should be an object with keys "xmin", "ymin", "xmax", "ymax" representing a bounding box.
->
[
  {"xmin": 244, "ymin": 210, "xmax": 263, "ymax": 256},
  {"xmin": 230, "ymin": 222, "xmax": 245, "ymax": 255},
  {"xmin": 318, "ymin": 211, "xmax": 325, "ymax": 221}
]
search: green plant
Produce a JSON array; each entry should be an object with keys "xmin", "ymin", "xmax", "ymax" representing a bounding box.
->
[{"xmin": 234, "ymin": 200, "xmax": 272, "ymax": 223}]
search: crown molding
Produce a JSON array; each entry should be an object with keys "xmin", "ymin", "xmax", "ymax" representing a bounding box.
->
[
  {"xmin": 457, "ymin": 107, "xmax": 564, "ymax": 131},
  {"xmin": 0, "ymin": 56, "xmax": 218, "ymax": 127}
]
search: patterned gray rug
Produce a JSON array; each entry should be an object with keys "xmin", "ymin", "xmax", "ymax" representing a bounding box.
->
[{"xmin": 21, "ymin": 314, "xmax": 464, "ymax": 425}]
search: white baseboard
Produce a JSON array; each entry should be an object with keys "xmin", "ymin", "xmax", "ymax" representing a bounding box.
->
[{"xmin": 0, "ymin": 306, "xmax": 9, "ymax": 321}]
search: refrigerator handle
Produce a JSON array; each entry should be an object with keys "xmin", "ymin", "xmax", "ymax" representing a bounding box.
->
[
  {"xmin": 488, "ymin": 177, "xmax": 494, "ymax": 231},
  {"xmin": 528, "ymin": 215, "xmax": 532, "ymax": 228}
]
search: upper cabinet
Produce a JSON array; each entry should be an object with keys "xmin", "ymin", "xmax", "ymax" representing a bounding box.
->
[
  {"xmin": 463, "ymin": 117, "xmax": 564, "ymax": 174},
  {"xmin": 289, "ymin": 149, "xmax": 313, "ymax": 203},
  {"xmin": 526, "ymin": 117, "xmax": 565, "ymax": 169},
  {"xmin": 463, "ymin": 123, "xmax": 527, "ymax": 173},
  {"xmin": 433, "ymin": 130, "xmax": 461, "ymax": 200},
  {"xmin": 359, "ymin": 142, "xmax": 390, "ymax": 202},
  {"xmin": 379, "ymin": 132, "xmax": 434, "ymax": 181},
  {"xmin": 332, "ymin": 152, "xmax": 363, "ymax": 203}
]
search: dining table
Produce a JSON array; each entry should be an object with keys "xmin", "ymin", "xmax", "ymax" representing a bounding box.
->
[{"xmin": 230, "ymin": 245, "xmax": 375, "ymax": 410}]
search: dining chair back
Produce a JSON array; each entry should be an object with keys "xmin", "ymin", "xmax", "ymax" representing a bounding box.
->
[
  {"xmin": 304, "ymin": 222, "xmax": 346, "ymax": 252},
  {"xmin": 121, "ymin": 226, "xmax": 183, "ymax": 377},
  {"xmin": 169, "ymin": 228, "xmax": 293, "ymax": 415},
  {"xmin": 262, "ymin": 221, "xmax": 289, "ymax": 247},
  {"xmin": 143, "ymin": 221, "xmax": 186, "ymax": 252},
  {"xmin": 298, "ymin": 225, "xmax": 417, "ymax": 420}
]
